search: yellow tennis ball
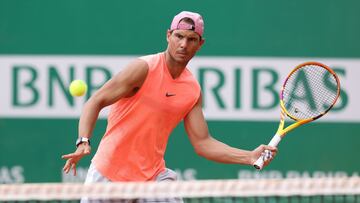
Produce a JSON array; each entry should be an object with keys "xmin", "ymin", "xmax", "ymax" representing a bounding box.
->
[{"xmin": 69, "ymin": 80, "xmax": 87, "ymax": 97}]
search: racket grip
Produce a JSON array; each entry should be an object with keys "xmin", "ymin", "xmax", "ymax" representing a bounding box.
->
[{"xmin": 253, "ymin": 134, "xmax": 282, "ymax": 170}]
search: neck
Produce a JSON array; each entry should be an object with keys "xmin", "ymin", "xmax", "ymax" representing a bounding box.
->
[{"xmin": 164, "ymin": 50, "xmax": 187, "ymax": 79}]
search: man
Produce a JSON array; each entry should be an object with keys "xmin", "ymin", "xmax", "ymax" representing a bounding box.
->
[{"xmin": 62, "ymin": 10, "xmax": 277, "ymax": 197}]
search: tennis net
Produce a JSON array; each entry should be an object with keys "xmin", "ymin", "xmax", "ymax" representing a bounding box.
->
[{"xmin": 1, "ymin": 177, "xmax": 359, "ymax": 202}]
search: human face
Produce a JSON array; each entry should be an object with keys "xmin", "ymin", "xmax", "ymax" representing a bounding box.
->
[{"xmin": 166, "ymin": 29, "xmax": 204, "ymax": 64}]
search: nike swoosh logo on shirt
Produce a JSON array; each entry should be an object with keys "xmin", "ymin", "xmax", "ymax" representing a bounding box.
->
[{"xmin": 165, "ymin": 92, "xmax": 176, "ymax": 97}]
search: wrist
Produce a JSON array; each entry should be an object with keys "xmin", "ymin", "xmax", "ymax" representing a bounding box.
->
[
  {"xmin": 247, "ymin": 150, "xmax": 256, "ymax": 165},
  {"xmin": 76, "ymin": 137, "xmax": 90, "ymax": 147}
]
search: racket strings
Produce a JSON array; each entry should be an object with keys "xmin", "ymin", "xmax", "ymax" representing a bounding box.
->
[{"xmin": 282, "ymin": 64, "xmax": 339, "ymax": 120}]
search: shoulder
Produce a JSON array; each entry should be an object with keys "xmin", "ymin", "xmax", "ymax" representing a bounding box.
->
[
  {"xmin": 138, "ymin": 52, "xmax": 164, "ymax": 71},
  {"xmin": 114, "ymin": 58, "xmax": 149, "ymax": 86},
  {"xmin": 127, "ymin": 58, "xmax": 149, "ymax": 72},
  {"xmin": 138, "ymin": 52, "xmax": 161, "ymax": 62}
]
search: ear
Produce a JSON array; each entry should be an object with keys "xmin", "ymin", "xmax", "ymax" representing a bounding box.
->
[
  {"xmin": 166, "ymin": 30, "xmax": 172, "ymax": 43},
  {"xmin": 197, "ymin": 38, "xmax": 205, "ymax": 50}
]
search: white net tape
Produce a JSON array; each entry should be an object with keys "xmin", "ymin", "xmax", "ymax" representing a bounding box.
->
[{"xmin": 1, "ymin": 177, "xmax": 360, "ymax": 201}]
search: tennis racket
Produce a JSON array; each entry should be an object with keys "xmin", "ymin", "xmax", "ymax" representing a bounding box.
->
[{"xmin": 253, "ymin": 61, "xmax": 341, "ymax": 170}]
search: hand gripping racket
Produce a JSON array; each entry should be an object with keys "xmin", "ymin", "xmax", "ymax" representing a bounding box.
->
[{"xmin": 253, "ymin": 62, "xmax": 341, "ymax": 170}]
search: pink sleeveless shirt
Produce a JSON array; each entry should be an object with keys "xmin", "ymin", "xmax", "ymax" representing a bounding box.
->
[{"xmin": 92, "ymin": 52, "xmax": 201, "ymax": 181}]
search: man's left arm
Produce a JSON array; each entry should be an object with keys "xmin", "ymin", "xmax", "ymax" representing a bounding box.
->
[{"xmin": 184, "ymin": 94, "xmax": 277, "ymax": 167}]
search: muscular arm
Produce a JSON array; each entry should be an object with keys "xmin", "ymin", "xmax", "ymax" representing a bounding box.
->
[
  {"xmin": 79, "ymin": 59, "xmax": 149, "ymax": 138},
  {"xmin": 62, "ymin": 59, "xmax": 148, "ymax": 175},
  {"xmin": 184, "ymin": 94, "xmax": 277, "ymax": 166}
]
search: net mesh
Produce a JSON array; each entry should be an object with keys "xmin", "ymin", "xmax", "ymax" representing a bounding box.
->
[
  {"xmin": 1, "ymin": 177, "xmax": 359, "ymax": 202},
  {"xmin": 282, "ymin": 64, "xmax": 339, "ymax": 120}
]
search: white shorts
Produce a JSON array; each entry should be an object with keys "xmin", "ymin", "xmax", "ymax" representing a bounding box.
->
[{"xmin": 81, "ymin": 164, "xmax": 183, "ymax": 203}]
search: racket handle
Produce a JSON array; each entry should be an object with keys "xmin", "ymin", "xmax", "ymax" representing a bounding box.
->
[{"xmin": 253, "ymin": 134, "xmax": 282, "ymax": 170}]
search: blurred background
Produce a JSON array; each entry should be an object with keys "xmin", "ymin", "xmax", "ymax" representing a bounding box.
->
[{"xmin": 0, "ymin": 0, "xmax": 359, "ymax": 184}]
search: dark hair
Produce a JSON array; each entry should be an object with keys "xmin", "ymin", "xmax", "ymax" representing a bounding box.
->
[
  {"xmin": 179, "ymin": 17, "xmax": 195, "ymax": 26},
  {"xmin": 173, "ymin": 17, "xmax": 202, "ymax": 40}
]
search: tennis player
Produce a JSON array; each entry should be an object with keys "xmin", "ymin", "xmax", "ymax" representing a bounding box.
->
[{"xmin": 62, "ymin": 11, "xmax": 277, "ymax": 202}]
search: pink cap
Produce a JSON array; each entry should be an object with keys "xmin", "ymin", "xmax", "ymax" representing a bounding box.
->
[{"xmin": 170, "ymin": 11, "xmax": 204, "ymax": 37}]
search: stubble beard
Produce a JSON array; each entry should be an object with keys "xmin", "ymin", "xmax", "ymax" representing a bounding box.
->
[{"xmin": 166, "ymin": 49, "xmax": 190, "ymax": 67}]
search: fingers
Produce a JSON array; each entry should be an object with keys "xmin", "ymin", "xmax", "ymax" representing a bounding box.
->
[
  {"xmin": 62, "ymin": 152, "xmax": 80, "ymax": 175},
  {"xmin": 61, "ymin": 153, "xmax": 76, "ymax": 159},
  {"xmin": 61, "ymin": 152, "xmax": 80, "ymax": 175},
  {"xmin": 63, "ymin": 159, "xmax": 78, "ymax": 175},
  {"xmin": 261, "ymin": 145, "xmax": 278, "ymax": 157},
  {"xmin": 262, "ymin": 147, "xmax": 278, "ymax": 167},
  {"xmin": 62, "ymin": 146, "xmax": 91, "ymax": 175},
  {"xmin": 263, "ymin": 145, "xmax": 278, "ymax": 152},
  {"xmin": 254, "ymin": 144, "xmax": 278, "ymax": 168},
  {"xmin": 262, "ymin": 150, "xmax": 273, "ymax": 161},
  {"xmin": 62, "ymin": 159, "xmax": 72, "ymax": 174},
  {"xmin": 62, "ymin": 146, "xmax": 91, "ymax": 159},
  {"xmin": 72, "ymin": 163, "xmax": 77, "ymax": 176}
]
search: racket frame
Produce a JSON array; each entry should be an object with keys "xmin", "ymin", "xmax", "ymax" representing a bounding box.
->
[{"xmin": 253, "ymin": 62, "xmax": 340, "ymax": 170}]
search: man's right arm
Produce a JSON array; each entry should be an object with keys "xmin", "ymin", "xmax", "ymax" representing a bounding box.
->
[
  {"xmin": 78, "ymin": 59, "xmax": 149, "ymax": 139},
  {"xmin": 62, "ymin": 58, "xmax": 149, "ymax": 175}
]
